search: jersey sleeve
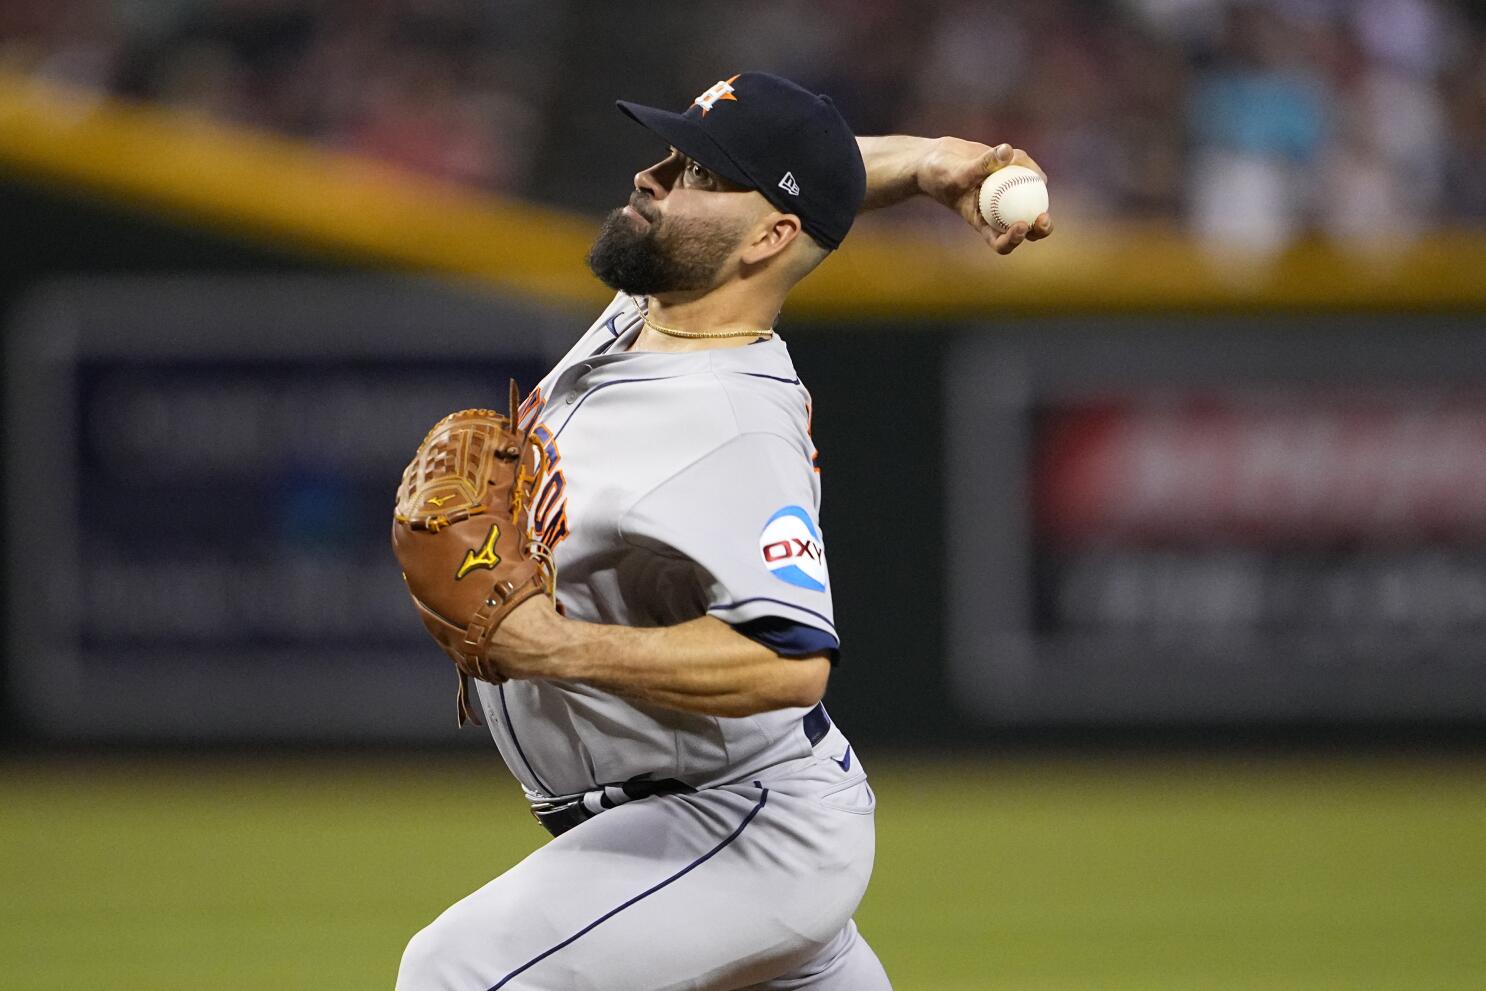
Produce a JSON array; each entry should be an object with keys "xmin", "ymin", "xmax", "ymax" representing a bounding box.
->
[{"xmin": 618, "ymin": 431, "xmax": 839, "ymax": 658}]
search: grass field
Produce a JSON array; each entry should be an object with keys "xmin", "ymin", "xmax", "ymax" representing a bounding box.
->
[{"xmin": 1, "ymin": 753, "xmax": 1483, "ymax": 990}]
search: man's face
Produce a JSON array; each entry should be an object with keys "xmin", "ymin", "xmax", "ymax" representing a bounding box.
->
[{"xmin": 587, "ymin": 151, "xmax": 757, "ymax": 295}]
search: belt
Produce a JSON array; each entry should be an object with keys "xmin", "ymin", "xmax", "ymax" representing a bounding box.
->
[
  {"xmin": 531, "ymin": 703, "xmax": 834, "ymax": 839},
  {"xmin": 530, "ymin": 777, "xmax": 694, "ymax": 838}
]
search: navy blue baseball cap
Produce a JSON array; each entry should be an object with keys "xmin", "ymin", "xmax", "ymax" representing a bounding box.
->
[{"xmin": 617, "ymin": 72, "xmax": 866, "ymax": 250}]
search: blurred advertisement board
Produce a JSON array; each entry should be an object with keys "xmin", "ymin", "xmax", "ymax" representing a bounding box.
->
[
  {"xmin": 947, "ymin": 320, "xmax": 1486, "ymax": 725},
  {"xmin": 5, "ymin": 277, "xmax": 573, "ymax": 740}
]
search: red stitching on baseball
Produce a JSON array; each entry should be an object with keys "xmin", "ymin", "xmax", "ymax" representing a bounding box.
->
[{"xmin": 989, "ymin": 173, "xmax": 1041, "ymax": 227}]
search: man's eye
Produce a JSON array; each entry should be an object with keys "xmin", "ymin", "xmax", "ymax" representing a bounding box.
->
[{"xmin": 686, "ymin": 162, "xmax": 710, "ymax": 183}]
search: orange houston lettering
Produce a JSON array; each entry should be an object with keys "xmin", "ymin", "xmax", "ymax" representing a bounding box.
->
[
  {"xmin": 534, "ymin": 471, "xmax": 566, "ymax": 531},
  {"xmin": 517, "ymin": 387, "xmax": 545, "ymax": 429},
  {"xmin": 527, "ymin": 420, "xmax": 570, "ymax": 551},
  {"xmin": 532, "ymin": 423, "xmax": 561, "ymax": 467}
]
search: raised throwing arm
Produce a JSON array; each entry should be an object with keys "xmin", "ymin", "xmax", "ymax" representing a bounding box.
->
[{"xmin": 856, "ymin": 135, "xmax": 1054, "ymax": 255}]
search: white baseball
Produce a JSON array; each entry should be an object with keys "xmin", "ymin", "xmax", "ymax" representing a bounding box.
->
[{"xmin": 978, "ymin": 164, "xmax": 1049, "ymax": 234}]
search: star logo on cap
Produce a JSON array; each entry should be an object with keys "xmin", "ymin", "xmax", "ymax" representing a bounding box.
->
[{"xmin": 693, "ymin": 74, "xmax": 740, "ymax": 115}]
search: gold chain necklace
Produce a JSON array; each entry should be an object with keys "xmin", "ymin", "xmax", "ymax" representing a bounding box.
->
[{"xmin": 641, "ymin": 310, "xmax": 773, "ymax": 340}]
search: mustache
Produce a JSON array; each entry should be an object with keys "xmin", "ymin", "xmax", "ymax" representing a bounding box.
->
[{"xmin": 628, "ymin": 192, "xmax": 659, "ymax": 224}]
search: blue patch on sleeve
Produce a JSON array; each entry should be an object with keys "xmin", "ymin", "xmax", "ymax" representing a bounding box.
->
[{"xmin": 759, "ymin": 505, "xmax": 828, "ymax": 593}]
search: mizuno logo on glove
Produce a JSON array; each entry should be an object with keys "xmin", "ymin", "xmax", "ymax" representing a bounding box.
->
[{"xmin": 456, "ymin": 524, "xmax": 503, "ymax": 579}]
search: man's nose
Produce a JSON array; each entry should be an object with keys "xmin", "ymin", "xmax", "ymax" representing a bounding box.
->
[{"xmin": 633, "ymin": 162, "xmax": 666, "ymax": 200}]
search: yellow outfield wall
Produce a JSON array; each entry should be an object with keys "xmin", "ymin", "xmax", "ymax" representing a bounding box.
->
[{"xmin": 2, "ymin": 70, "xmax": 1484, "ymax": 317}]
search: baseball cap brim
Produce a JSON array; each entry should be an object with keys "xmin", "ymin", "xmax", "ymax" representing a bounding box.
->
[{"xmin": 616, "ymin": 100, "xmax": 757, "ymax": 191}]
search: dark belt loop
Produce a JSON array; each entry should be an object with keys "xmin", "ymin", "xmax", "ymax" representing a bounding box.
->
[
  {"xmin": 802, "ymin": 702, "xmax": 831, "ymax": 746},
  {"xmin": 531, "ymin": 801, "xmax": 590, "ymax": 837}
]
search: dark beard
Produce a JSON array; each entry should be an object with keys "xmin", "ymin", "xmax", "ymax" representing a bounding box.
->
[{"xmin": 586, "ymin": 206, "xmax": 742, "ymax": 295}]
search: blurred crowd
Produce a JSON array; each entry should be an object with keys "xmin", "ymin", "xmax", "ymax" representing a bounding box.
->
[
  {"xmin": 0, "ymin": 0, "xmax": 558, "ymax": 192},
  {"xmin": 3, "ymin": 0, "xmax": 1485, "ymax": 250}
]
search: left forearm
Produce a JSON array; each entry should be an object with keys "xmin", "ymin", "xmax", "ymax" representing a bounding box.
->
[
  {"xmin": 857, "ymin": 134, "xmax": 936, "ymax": 211},
  {"xmin": 497, "ymin": 607, "xmax": 829, "ymax": 718}
]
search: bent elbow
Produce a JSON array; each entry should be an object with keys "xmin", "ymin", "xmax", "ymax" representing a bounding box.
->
[{"xmin": 768, "ymin": 655, "xmax": 830, "ymax": 712}]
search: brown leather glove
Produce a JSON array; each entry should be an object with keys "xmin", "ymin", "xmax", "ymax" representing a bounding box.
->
[{"xmin": 392, "ymin": 381, "xmax": 555, "ymax": 726}]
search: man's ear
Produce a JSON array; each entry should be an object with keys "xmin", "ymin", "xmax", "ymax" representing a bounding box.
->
[{"xmin": 740, "ymin": 213, "xmax": 803, "ymax": 265}]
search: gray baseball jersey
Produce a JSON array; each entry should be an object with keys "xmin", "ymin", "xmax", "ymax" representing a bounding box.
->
[
  {"xmin": 473, "ymin": 291, "xmax": 842, "ymax": 801},
  {"xmin": 398, "ymin": 293, "xmax": 890, "ymax": 991}
]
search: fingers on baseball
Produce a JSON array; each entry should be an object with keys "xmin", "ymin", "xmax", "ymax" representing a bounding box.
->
[
  {"xmin": 956, "ymin": 153, "xmax": 998, "ymax": 194},
  {"xmin": 978, "ymin": 144, "xmax": 1015, "ymax": 176},
  {"xmin": 989, "ymin": 213, "xmax": 1053, "ymax": 252},
  {"xmin": 992, "ymin": 221, "xmax": 1029, "ymax": 254}
]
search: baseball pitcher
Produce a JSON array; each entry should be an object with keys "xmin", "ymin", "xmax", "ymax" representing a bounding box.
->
[{"xmin": 391, "ymin": 71, "xmax": 1051, "ymax": 991}]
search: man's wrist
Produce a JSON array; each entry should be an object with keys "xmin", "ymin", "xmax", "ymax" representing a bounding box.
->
[
  {"xmin": 490, "ymin": 597, "xmax": 581, "ymax": 681},
  {"xmin": 859, "ymin": 134, "xmax": 935, "ymax": 211},
  {"xmin": 904, "ymin": 135, "xmax": 937, "ymax": 197}
]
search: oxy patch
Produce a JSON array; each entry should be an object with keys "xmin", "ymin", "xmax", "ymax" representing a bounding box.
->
[{"xmin": 759, "ymin": 506, "xmax": 826, "ymax": 592}]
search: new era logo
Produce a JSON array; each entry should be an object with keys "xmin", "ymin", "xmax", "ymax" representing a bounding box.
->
[{"xmin": 778, "ymin": 171, "xmax": 800, "ymax": 196}]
